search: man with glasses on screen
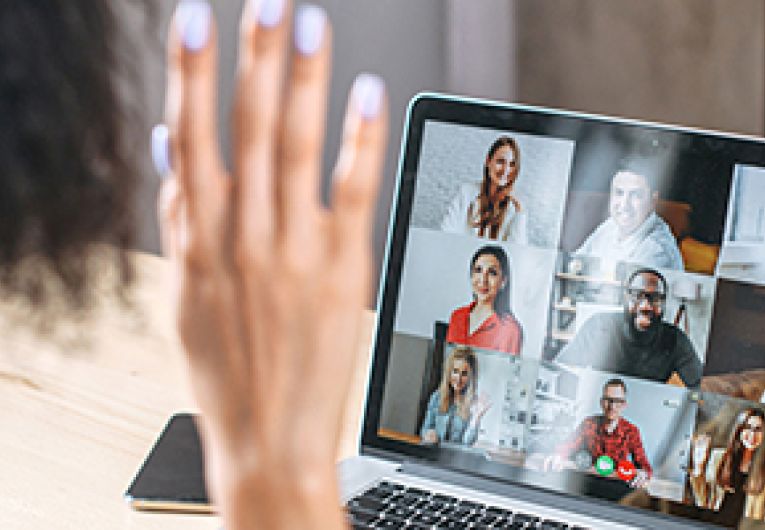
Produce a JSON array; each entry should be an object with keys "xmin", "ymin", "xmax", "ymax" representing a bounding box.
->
[
  {"xmin": 556, "ymin": 268, "xmax": 702, "ymax": 387},
  {"xmin": 576, "ymin": 163, "xmax": 684, "ymax": 271},
  {"xmin": 551, "ymin": 379, "xmax": 652, "ymax": 489}
]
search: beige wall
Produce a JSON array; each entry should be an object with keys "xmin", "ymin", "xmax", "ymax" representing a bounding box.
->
[
  {"xmin": 124, "ymin": 0, "xmax": 452, "ymax": 266},
  {"xmin": 125, "ymin": 1, "xmax": 765, "ymax": 294},
  {"xmin": 516, "ymin": 0, "xmax": 765, "ymax": 135}
]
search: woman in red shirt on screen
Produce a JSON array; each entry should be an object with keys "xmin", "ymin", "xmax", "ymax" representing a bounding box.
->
[{"xmin": 447, "ymin": 245, "xmax": 523, "ymax": 355}]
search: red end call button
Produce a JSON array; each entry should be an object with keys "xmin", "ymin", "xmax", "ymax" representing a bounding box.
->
[{"xmin": 616, "ymin": 460, "xmax": 636, "ymax": 481}]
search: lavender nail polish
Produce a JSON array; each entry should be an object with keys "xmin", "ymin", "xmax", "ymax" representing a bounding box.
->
[
  {"xmin": 176, "ymin": 0, "xmax": 212, "ymax": 52},
  {"xmin": 257, "ymin": 0, "xmax": 285, "ymax": 28},
  {"xmin": 352, "ymin": 73, "xmax": 384, "ymax": 120},
  {"xmin": 294, "ymin": 5, "xmax": 326, "ymax": 56},
  {"xmin": 151, "ymin": 124, "xmax": 172, "ymax": 177}
]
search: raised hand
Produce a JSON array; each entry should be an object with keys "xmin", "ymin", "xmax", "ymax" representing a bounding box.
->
[
  {"xmin": 153, "ymin": 1, "xmax": 387, "ymax": 529},
  {"xmin": 470, "ymin": 392, "xmax": 493, "ymax": 421},
  {"xmin": 691, "ymin": 433, "xmax": 711, "ymax": 477}
]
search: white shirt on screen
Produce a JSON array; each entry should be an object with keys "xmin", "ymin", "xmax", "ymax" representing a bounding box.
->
[
  {"xmin": 441, "ymin": 182, "xmax": 528, "ymax": 244},
  {"xmin": 576, "ymin": 211, "xmax": 684, "ymax": 270}
]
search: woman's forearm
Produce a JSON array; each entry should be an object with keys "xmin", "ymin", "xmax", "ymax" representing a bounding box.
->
[{"xmin": 219, "ymin": 463, "xmax": 347, "ymax": 530}]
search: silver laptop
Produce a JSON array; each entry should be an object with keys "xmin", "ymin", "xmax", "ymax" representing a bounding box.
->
[{"xmin": 339, "ymin": 93, "xmax": 765, "ymax": 530}]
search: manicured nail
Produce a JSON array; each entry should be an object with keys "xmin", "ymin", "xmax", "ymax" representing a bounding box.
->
[
  {"xmin": 294, "ymin": 5, "xmax": 326, "ymax": 55},
  {"xmin": 352, "ymin": 73, "xmax": 385, "ymax": 120},
  {"xmin": 176, "ymin": 0, "xmax": 212, "ymax": 52},
  {"xmin": 151, "ymin": 124, "xmax": 172, "ymax": 177},
  {"xmin": 257, "ymin": 0, "xmax": 286, "ymax": 28}
]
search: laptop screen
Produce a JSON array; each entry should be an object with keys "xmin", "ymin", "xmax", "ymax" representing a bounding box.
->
[{"xmin": 365, "ymin": 94, "xmax": 765, "ymax": 528}]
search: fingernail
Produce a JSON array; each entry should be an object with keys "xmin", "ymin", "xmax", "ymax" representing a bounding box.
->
[
  {"xmin": 176, "ymin": 0, "xmax": 212, "ymax": 52},
  {"xmin": 257, "ymin": 0, "xmax": 285, "ymax": 28},
  {"xmin": 151, "ymin": 124, "xmax": 172, "ymax": 177},
  {"xmin": 294, "ymin": 5, "xmax": 326, "ymax": 56},
  {"xmin": 352, "ymin": 73, "xmax": 385, "ymax": 120}
]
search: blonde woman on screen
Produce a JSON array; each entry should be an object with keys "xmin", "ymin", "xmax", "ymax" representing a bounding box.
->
[{"xmin": 420, "ymin": 346, "xmax": 492, "ymax": 446}]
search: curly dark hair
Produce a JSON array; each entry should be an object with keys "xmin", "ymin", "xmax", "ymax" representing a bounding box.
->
[{"xmin": 0, "ymin": 2, "xmax": 152, "ymax": 312}]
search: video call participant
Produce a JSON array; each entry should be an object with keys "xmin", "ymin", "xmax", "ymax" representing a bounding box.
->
[
  {"xmin": 575, "ymin": 161, "xmax": 684, "ymax": 270},
  {"xmin": 555, "ymin": 379, "xmax": 652, "ymax": 489},
  {"xmin": 420, "ymin": 346, "xmax": 492, "ymax": 446},
  {"xmin": 441, "ymin": 136, "xmax": 528, "ymax": 243},
  {"xmin": 690, "ymin": 408, "xmax": 765, "ymax": 523},
  {"xmin": 556, "ymin": 268, "xmax": 702, "ymax": 387},
  {"xmin": 447, "ymin": 245, "xmax": 523, "ymax": 355}
]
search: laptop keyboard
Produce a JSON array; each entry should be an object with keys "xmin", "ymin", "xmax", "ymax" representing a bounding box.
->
[{"xmin": 346, "ymin": 480, "xmax": 590, "ymax": 529}]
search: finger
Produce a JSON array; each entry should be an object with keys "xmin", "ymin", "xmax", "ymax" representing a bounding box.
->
[
  {"xmin": 152, "ymin": 124, "xmax": 180, "ymax": 259},
  {"xmin": 167, "ymin": 1, "xmax": 226, "ymax": 230},
  {"xmin": 158, "ymin": 178, "xmax": 181, "ymax": 260},
  {"xmin": 234, "ymin": 0, "xmax": 291, "ymax": 246},
  {"xmin": 331, "ymin": 73, "xmax": 388, "ymax": 258},
  {"xmin": 276, "ymin": 5, "xmax": 332, "ymax": 251},
  {"xmin": 300, "ymin": 74, "xmax": 387, "ymax": 440}
]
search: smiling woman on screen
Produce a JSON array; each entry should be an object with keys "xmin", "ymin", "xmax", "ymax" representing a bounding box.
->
[
  {"xmin": 446, "ymin": 245, "xmax": 523, "ymax": 355},
  {"xmin": 441, "ymin": 136, "xmax": 528, "ymax": 243}
]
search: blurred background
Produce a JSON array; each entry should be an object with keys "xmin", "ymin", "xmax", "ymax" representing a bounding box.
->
[{"xmin": 125, "ymin": 0, "xmax": 765, "ymax": 300}]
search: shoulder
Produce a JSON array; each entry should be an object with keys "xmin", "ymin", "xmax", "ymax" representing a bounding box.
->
[
  {"xmin": 589, "ymin": 218, "xmax": 614, "ymax": 237},
  {"xmin": 450, "ymin": 304, "xmax": 472, "ymax": 320},
  {"xmin": 428, "ymin": 390, "xmax": 442, "ymax": 407},
  {"xmin": 576, "ymin": 416, "xmax": 600, "ymax": 434},
  {"xmin": 578, "ymin": 219, "xmax": 614, "ymax": 251},
  {"xmin": 620, "ymin": 418, "xmax": 641, "ymax": 435},
  {"xmin": 641, "ymin": 216, "xmax": 682, "ymax": 253},
  {"xmin": 499, "ymin": 311, "xmax": 521, "ymax": 327},
  {"xmin": 660, "ymin": 322, "xmax": 694, "ymax": 350},
  {"xmin": 581, "ymin": 312, "xmax": 620, "ymax": 333},
  {"xmin": 446, "ymin": 182, "xmax": 480, "ymax": 211},
  {"xmin": 582, "ymin": 415, "xmax": 600, "ymax": 427},
  {"xmin": 457, "ymin": 181, "xmax": 481, "ymax": 198},
  {"xmin": 647, "ymin": 213, "xmax": 676, "ymax": 237}
]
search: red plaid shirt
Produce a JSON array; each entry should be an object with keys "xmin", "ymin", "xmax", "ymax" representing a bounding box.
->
[{"xmin": 559, "ymin": 415, "xmax": 652, "ymax": 476}]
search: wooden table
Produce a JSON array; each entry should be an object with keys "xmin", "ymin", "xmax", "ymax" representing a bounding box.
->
[{"xmin": 0, "ymin": 252, "xmax": 376, "ymax": 530}]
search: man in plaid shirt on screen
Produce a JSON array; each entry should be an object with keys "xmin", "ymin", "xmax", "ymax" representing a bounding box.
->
[{"xmin": 558, "ymin": 378, "xmax": 652, "ymax": 488}]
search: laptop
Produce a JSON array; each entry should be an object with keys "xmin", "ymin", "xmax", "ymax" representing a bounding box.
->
[{"xmin": 339, "ymin": 93, "xmax": 765, "ymax": 529}]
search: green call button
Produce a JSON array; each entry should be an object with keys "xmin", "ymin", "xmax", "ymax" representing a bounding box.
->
[{"xmin": 595, "ymin": 455, "xmax": 615, "ymax": 477}]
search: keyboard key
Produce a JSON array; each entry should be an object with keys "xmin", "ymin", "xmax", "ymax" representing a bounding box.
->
[
  {"xmin": 363, "ymin": 485, "xmax": 397, "ymax": 501},
  {"xmin": 514, "ymin": 512, "xmax": 541, "ymax": 524},
  {"xmin": 457, "ymin": 499, "xmax": 484, "ymax": 511},
  {"xmin": 474, "ymin": 513, "xmax": 499, "ymax": 526},
  {"xmin": 385, "ymin": 504, "xmax": 416, "ymax": 519},
  {"xmin": 541, "ymin": 519, "xmax": 569, "ymax": 529},
  {"xmin": 486, "ymin": 506, "xmax": 513, "ymax": 518},
  {"xmin": 463, "ymin": 511, "xmax": 486, "ymax": 524},
  {"xmin": 378, "ymin": 481, "xmax": 406, "ymax": 491},
  {"xmin": 348, "ymin": 496, "xmax": 386, "ymax": 513},
  {"xmin": 432, "ymin": 493, "xmax": 458, "ymax": 505},
  {"xmin": 375, "ymin": 518, "xmax": 403, "ymax": 529},
  {"xmin": 347, "ymin": 509, "xmax": 377, "ymax": 526},
  {"xmin": 411, "ymin": 511, "xmax": 443, "ymax": 525}
]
